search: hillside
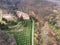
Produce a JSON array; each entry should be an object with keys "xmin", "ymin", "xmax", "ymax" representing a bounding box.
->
[
  {"xmin": 0, "ymin": 0, "xmax": 59, "ymax": 18},
  {"xmin": 0, "ymin": 0, "xmax": 60, "ymax": 45}
]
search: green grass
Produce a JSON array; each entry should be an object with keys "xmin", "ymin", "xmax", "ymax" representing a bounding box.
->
[
  {"xmin": 6, "ymin": 20, "xmax": 32, "ymax": 45},
  {"xmin": 9, "ymin": 28, "xmax": 32, "ymax": 45}
]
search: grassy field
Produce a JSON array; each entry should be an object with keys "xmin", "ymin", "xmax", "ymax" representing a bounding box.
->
[{"xmin": 6, "ymin": 20, "xmax": 32, "ymax": 45}]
